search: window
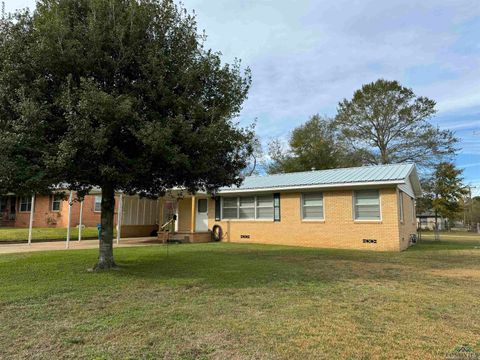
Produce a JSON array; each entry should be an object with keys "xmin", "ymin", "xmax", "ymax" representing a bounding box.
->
[
  {"xmin": 51, "ymin": 195, "xmax": 62, "ymax": 212},
  {"xmin": 197, "ymin": 199, "xmax": 208, "ymax": 213},
  {"xmin": 222, "ymin": 197, "xmax": 238, "ymax": 219},
  {"xmin": 239, "ymin": 196, "xmax": 255, "ymax": 219},
  {"xmin": 94, "ymin": 196, "xmax": 102, "ymax": 212},
  {"xmin": 19, "ymin": 196, "xmax": 32, "ymax": 212},
  {"xmin": 398, "ymin": 191, "xmax": 404, "ymax": 223},
  {"xmin": 354, "ymin": 190, "xmax": 380, "ymax": 220},
  {"xmin": 256, "ymin": 195, "xmax": 274, "ymax": 219},
  {"xmin": 221, "ymin": 195, "xmax": 274, "ymax": 220},
  {"xmin": 302, "ymin": 192, "xmax": 324, "ymax": 220}
]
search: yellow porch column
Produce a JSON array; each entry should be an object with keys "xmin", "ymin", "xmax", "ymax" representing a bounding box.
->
[{"xmin": 190, "ymin": 196, "xmax": 196, "ymax": 233}]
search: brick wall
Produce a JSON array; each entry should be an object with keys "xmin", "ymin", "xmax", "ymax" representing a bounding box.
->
[
  {"xmin": 14, "ymin": 193, "xmax": 118, "ymax": 228},
  {"xmin": 208, "ymin": 187, "xmax": 411, "ymax": 252}
]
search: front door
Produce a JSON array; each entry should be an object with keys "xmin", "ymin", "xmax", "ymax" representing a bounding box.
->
[{"xmin": 195, "ymin": 198, "xmax": 208, "ymax": 232}]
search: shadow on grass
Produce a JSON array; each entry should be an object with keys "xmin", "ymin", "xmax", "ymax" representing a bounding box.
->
[
  {"xmin": 106, "ymin": 242, "xmax": 480, "ymax": 288},
  {"xmin": 2, "ymin": 241, "xmax": 479, "ymax": 305}
]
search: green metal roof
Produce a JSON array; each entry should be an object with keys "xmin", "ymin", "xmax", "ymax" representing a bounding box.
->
[{"xmin": 220, "ymin": 163, "xmax": 421, "ymax": 196}]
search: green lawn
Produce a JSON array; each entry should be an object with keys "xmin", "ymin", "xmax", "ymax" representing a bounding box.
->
[
  {"xmin": 0, "ymin": 227, "xmax": 101, "ymax": 242},
  {"xmin": 1, "ymin": 239, "xmax": 479, "ymax": 359},
  {"xmin": 421, "ymin": 230, "xmax": 480, "ymax": 242}
]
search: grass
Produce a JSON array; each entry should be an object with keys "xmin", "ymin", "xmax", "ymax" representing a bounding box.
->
[
  {"xmin": 0, "ymin": 237, "xmax": 479, "ymax": 359},
  {"xmin": 0, "ymin": 227, "xmax": 101, "ymax": 242},
  {"xmin": 421, "ymin": 230, "xmax": 480, "ymax": 242}
]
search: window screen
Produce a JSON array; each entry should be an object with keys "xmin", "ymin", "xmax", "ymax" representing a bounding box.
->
[
  {"xmin": 19, "ymin": 197, "xmax": 32, "ymax": 212},
  {"xmin": 302, "ymin": 193, "xmax": 324, "ymax": 219},
  {"xmin": 239, "ymin": 197, "xmax": 255, "ymax": 219},
  {"xmin": 256, "ymin": 195, "xmax": 274, "ymax": 219},
  {"xmin": 354, "ymin": 190, "xmax": 380, "ymax": 220},
  {"xmin": 221, "ymin": 195, "xmax": 276, "ymax": 220},
  {"xmin": 197, "ymin": 199, "xmax": 208, "ymax": 213},
  {"xmin": 94, "ymin": 196, "xmax": 102, "ymax": 212},
  {"xmin": 52, "ymin": 195, "xmax": 62, "ymax": 212},
  {"xmin": 222, "ymin": 197, "xmax": 238, "ymax": 219}
]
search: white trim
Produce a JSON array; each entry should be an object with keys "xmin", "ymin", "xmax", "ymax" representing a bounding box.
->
[
  {"xmin": 352, "ymin": 189, "xmax": 382, "ymax": 221},
  {"xmin": 174, "ymin": 200, "xmax": 179, "ymax": 232},
  {"xmin": 218, "ymin": 180, "xmax": 404, "ymax": 194},
  {"xmin": 220, "ymin": 195, "xmax": 274, "ymax": 221},
  {"xmin": 93, "ymin": 195, "xmax": 102, "ymax": 212},
  {"xmin": 300, "ymin": 192, "xmax": 325, "ymax": 221},
  {"xmin": 195, "ymin": 198, "xmax": 209, "ymax": 232},
  {"xmin": 19, "ymin": 196, "xmax": 33, "ymax": 213},
  {"xmin": 51, "ymin": 194, "xmax": 62, "ymax": 212},
  {"xmin": 78, "ymin": 200, "xmax": 83, "ymax": 242},
  {"xmin": 116, "ymin": 193, "xmax": 123, "ymax": 244},
  {"xmin": 66, "ymin": 191, "xmax": 73, "ymax": 249}
]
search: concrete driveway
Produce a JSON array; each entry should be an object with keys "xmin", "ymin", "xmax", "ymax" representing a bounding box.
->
[{"xmin": 0, "ymin": 237, "xmax": 158, "ymax": 254}]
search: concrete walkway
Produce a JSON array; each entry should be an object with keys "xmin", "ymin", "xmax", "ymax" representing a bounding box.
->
[{"xmin": 0, "ymin": 237, "xmax": 159, "ymax": 255}]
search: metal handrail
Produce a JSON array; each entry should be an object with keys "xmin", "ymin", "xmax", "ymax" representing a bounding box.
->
[{"xmin": 160, "ymin": 218, "xmax": 175, "ymax": 231}]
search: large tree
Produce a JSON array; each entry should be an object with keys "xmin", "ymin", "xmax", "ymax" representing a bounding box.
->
[
  {"xmin": 0, "ymin": 0, "xmax": 253, "ymax": 269},
  {"xmin": 267, "ymin": 115, "xmax": 363, "ymax": 174},
  {"xmin": 335, "ymin": 79, "xmax": 458, "ymax": 169},
  {"xmin": 418, "ymin": 162, "xmax": 467, "ymax": 229}
]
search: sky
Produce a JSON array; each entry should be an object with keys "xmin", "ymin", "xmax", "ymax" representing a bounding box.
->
[{"xmin": 5, "ymin": 0, "xmax": 480, "ymax": 194}]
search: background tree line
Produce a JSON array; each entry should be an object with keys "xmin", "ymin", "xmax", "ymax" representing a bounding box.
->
[{"xmin": 249, "ymin": 79, "xmax": 474, "ymax": 230}]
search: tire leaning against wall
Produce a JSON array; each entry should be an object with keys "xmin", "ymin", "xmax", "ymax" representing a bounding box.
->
[{"xmin": 212, "ymin": 225, "xmax": 223, "ymax": 242}]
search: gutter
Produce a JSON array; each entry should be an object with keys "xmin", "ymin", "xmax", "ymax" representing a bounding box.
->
[{"xmin": 218, "ymin": 180, "xmax": 405, "ymax": 194}]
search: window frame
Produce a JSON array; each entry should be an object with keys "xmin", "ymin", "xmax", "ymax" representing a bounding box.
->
[
  {"xmin": 239, "ymin": 196, "xmax": 255, "ymax": 219},
  {"xmin": 221, "ymin": 196, "xmax": 239, "ymax": 219},
  {"xmin": 197, "ymin": 198, "xmax": 208, "ymax": 214},
  {"xmin": 301, "ymin": 192, "xmax": 325, "ymax": 221},
  {"xmin": 51, "ymin": 194, "xmax": 63, "ymax": 212},
  {"xmin": 221, "ymin": 195, "xmax": 274, "ymax": 221},
  {"xmin": 94, "ymin": 195, "xmax": 102, "ymax": 212},
  {"xmin": 255, "ymin": 194, "xmax": 275, "ymax": 220},
  {"xmin": 353, "ymin": 189, "xmax": 382, "ymax": 221},
  {"xmin": 19, "ymin": 196, "xmax": 32, "ymax": 213}
]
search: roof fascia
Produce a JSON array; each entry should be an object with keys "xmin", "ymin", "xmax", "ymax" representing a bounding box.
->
[{"xmin": 218, "ymin": 180, "xmax": 404, "ymax": 194}]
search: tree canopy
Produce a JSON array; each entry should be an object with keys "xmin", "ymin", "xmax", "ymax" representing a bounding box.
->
[
  {"xmin": 417, "ymin": 162, "xmax": 467, "ymax": 228},
  {"xmin": 267, "ymin": 115, "xmax": 363, "ymax": 174},
  {"xmin": 0, "ymin": 0, "xmax": 253, "ymax": 269},
  {"xmin": 335, "ymin": 79, "xmax": 458, "ymax": 169}
]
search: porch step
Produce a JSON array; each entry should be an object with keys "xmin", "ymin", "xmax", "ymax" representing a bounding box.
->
[{"xmin": 158, "ymin": 231, "xmax": 212, "ymax": 243}]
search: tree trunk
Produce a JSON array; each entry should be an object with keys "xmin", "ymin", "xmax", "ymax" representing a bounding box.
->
[{"xmin": 94, "ymin": 184, "xmax": 117, "ymax": 270}]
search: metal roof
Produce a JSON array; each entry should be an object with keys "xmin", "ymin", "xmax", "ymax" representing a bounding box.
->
[{"xmin": 220, "ymin": 163, "xmax": 421, "ymax": 195}]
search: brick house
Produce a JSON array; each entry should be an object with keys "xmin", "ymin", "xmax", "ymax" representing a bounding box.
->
[
  {"xmin": 0, "ymin": 193, "xmax": 107, "ymax": 228},
  {"xmin": 1, "ymin": 163, "xmax": 422, "ymax": 249},
  {"xmin": 159, "ymin": 163, "xmax": 422, "ymax": 251},
  {"xmin": 0, "ymin": 192, "xmax": 159, "ymax": 237}
]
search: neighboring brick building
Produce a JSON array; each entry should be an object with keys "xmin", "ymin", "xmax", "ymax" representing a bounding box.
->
[
  {"xmin": 0, "ymin": 191, "xmax": 160, "ymax": 238},
  {"xmin": 0, "ymin": 193, "xmax": 109, "ymax": 228},
  {"xmin": 159, "ymin": 163, "xmax": 422, "ymax": 251}
]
